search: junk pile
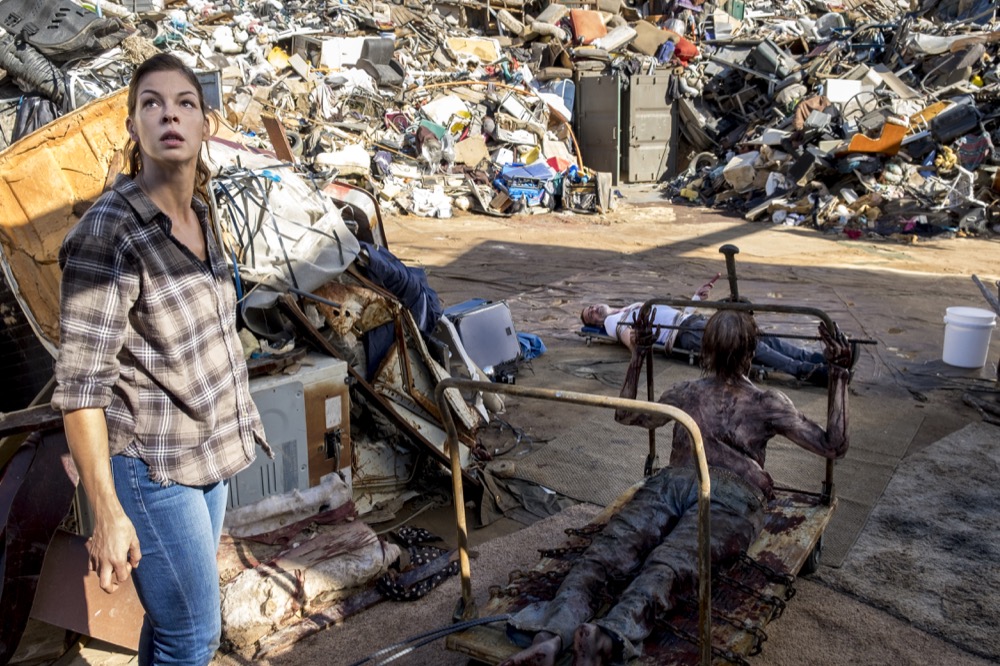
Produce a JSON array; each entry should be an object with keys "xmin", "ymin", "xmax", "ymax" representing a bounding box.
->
[
  {"xmin": 0, "ymin": 0, "xmax": 629, "ymax": 216},
  {"xmin": 656, "ymin": 0, "xmax": 1000, "ymax": 239},
  {"xmin": 2, "ymin": 1, "xmax": 1000, "ymax": 230}
]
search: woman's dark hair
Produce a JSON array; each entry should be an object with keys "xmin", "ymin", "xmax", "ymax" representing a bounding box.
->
[
  {"xmin": 700, "ymin": 309, "xmax": 759, "ymax": 381},
  {"xmin": 125, "ymin": 53, "xmax": 212, "ymax": 196}
]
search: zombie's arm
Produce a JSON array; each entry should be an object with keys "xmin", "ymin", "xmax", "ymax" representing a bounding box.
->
[
  {"xmin": 615, "ymin": 305, "xmax": 671, "ymax": 428},
  {"xmin": 767, "ymin": 324, "xmax": 851, "ymax": 458}
]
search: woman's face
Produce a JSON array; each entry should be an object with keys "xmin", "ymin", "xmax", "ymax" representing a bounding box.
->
[{"xmin": 126, "ymin": 69, "xmax": 207, "ymax": 169}]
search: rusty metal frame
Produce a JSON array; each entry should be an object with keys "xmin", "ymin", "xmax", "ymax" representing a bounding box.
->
[
  {"xmin": 634, "ymin": 297, "xmax": 841, "ymax": 504},
  {"xmin": 434, "ymin": 379, "xmax": 715, "ymax": 666},
  {"xmin": 276, "ymin": 294, "xmax": 481, "ymax": 489}
]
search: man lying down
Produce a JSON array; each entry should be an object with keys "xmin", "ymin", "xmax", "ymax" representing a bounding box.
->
[
  {"xmin": 581, "ymin": 276, "xmax": 830, "ymax": 386},
  {"xmin": 501, "ymin": 310, "xmax": 851, "ymax": 666}
]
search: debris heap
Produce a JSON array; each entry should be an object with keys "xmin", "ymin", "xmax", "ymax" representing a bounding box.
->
[{"xmin": 0, "ymin": 0, "xmax": 997, "ymax": 233}]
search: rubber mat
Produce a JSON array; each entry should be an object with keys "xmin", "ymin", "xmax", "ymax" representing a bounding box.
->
[{"xmin": 818, "ymin": 421, "xmax": 1000, "ymax": 661}]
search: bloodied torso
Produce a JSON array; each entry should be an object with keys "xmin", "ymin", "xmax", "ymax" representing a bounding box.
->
[{"xmin": 658, "ymin": 376, "xmax": 802, "ymax": 498}]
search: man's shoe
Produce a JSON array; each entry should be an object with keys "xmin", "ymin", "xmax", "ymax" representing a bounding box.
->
[{"xmin": 798, "ymin": 364, "xmax": 829, "ymax": 387}]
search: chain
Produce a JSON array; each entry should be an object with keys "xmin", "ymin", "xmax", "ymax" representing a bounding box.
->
[
  {"xmin": 736, "ymin": 553, "xmax": 797, "ymax": 600},
  {"xmin": 675, "ymin": 595, "xmax": 769, "ymax": 657},
  {"xmin": 715, "ymin": 573, "xmax": 788, "ymax": 620},
  {"xmin": 566, "ymin": 524, "xmax": 606, "ymax": 537},
  {"xmin": 655, "ymin": 619, "xmax": 752, "ymax": 666},
  {"xmin": 538, "ymin": 544, "xmax": 589, "ymax": 558}
]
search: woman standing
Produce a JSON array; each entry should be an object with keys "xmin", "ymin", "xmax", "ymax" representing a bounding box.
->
[{"xmin": 52, "ymin": 53, "xmax": 268, "ymax": 665}]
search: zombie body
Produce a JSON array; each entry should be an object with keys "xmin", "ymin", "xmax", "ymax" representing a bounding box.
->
[{"xmin": 502, "ymin": 310, "xmax": 851, "ymax": 666}]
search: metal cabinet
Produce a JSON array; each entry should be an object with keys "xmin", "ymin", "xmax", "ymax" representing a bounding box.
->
[
  {"xmin": 623, "ymin": 73, "xmax": 677, "ymax": 183},
  {"xmin": 575, "ymin": 74, "xmax": 621, "ymax": 184},
  {"xmin": 575, "ymin": 72, "xmax": 678, "ymax": 184}
]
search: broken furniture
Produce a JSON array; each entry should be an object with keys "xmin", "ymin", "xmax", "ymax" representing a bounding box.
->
[{"xmin": 842, "ymin": 115, "xmax": 908, "ymax": 155}]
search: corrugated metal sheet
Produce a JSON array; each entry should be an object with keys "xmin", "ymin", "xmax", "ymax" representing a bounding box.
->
[{"xmin": 0, "ymin": 89, "xmax": 129, "ymax": 352}]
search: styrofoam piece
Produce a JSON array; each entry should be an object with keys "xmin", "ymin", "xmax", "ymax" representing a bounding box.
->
[
  {"xmin": 492, "ymin": 147, "xmax": 516, "ymax": 165},
  {"xmin": 592, "ymin": 25, "xmax": 636, "ymax": 51},
  {"xmin": 757, "ymin": 128, "xmax": 790, "ymax": 145},
  {"xmin": 826, "ymin": 79, "xmax": 870, "ymax": 105},
  {"xmin": 534, "ymin": 2, "xmax": 568, "ymax": 24},
  {"xmin": 421, "ymin": 94, "xmax": 471, "ymax": 127},
  {"xmin": 320, "ymin": 36, "xmax": 367, "ymax": 69},
  {"xmin": 722, "ymin": 150, "xmax": 760, "ymax": 191},
  {"xmin": 446, "ymin": 37, "xmax": 501, "ymax": 63}
]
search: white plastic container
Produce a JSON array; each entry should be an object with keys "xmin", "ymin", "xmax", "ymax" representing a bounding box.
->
[{"xmin": 942, "ymin": 306, "xmax": 997, "ymax": 368}]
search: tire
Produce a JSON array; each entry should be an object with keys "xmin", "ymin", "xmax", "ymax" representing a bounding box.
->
[{"xmin": 800, "ymin": 534, "xmax": 823, "ymax": 575}]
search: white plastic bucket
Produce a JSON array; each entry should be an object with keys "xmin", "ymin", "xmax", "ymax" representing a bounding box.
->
[{"xmin": 942, "ymin": 306, "xmax": 997, "ymax": 368}]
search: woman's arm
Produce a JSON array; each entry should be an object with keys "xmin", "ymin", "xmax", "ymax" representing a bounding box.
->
[{"xmin": 62, "ymin": 408, "xmax": 141, "ymax": 593}]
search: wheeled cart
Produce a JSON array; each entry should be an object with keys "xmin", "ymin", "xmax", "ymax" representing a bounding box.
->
[
  {"xmin": 436, "ymin": 299, "xmax": 850, "ymax": 664},
  {"xmin": 436, "ymin": 380, "xmax": 835, "ymax": 666}
]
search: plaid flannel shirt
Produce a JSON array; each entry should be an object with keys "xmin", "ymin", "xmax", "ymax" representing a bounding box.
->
[{"xmin": 52, "ymin": 175, "xmax": 268, "ymax": 486}]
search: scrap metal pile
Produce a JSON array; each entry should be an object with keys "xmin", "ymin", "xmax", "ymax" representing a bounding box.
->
[
  {"xmin": 0, "ymin": 0, "xmax": 998, "ymax": 231},
  {"xmin": 0, "ymin": 0, "xmax": 623, "ymax": 217},
  {"xmin": 659, "ymin": 0, "xmax": 1000, "ymax": 239}
]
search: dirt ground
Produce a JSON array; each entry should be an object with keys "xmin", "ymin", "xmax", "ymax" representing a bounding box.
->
[
  {"xmin": 23, "ymin": 192, "xmax": 999, "ymax": 666},
  {"xmin": 326, "ymin": 192, "xmax": 999, "ymax": 666}
]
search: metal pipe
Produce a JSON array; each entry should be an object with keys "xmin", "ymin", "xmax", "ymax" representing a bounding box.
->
[
  {"xmin": 719, "ymin": 245, "xmax": 741, "ymax": 301},
  {"xmin": 433, "ymin": 379, "xmax": 713, "ymax": 665},
  {"xmin": 611, "ymin": 321, "xmax": 877, "ymax": 345},
  {"xmin": 642, "ymin": 298, "xmax": 839, "ymax": 334},
  {"xmin": 646, "ymin": 337, "xmax": 657, "ymax": 477}
]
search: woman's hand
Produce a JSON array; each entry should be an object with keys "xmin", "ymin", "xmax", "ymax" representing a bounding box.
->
[{"xmin": 89, "ymin": 509, "xmax": 142, "ymax": 594}]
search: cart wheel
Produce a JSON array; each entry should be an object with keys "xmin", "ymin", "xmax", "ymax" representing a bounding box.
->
[{"xmin": 800, "ymin": 534, "xmax": 823, "ymax": 575}]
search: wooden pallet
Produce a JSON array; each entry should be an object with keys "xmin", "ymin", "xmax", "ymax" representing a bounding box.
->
[{"xmin": 446, "ymin": 487, "xmax": 835, "ymax": 665}]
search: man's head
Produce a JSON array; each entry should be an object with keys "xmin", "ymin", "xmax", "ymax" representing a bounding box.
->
[
  {"xmin": 701, "ymin": 310, "xmax": 759, "ymax": 380},
  {"xmin": 581, "ymin": 304, "xmax": 612, "ymax": 326}
]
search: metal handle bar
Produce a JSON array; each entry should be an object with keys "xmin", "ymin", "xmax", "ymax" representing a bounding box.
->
[
  {"xmin": 433, "ymin": 378, "xmax": 715, "ymax": 666},
  {"xmin": 644, "ymin": 298, "xmax": 838, "ymax": 333}
]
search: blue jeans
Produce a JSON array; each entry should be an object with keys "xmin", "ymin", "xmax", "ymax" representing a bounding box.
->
[
  {"xmin": 677, "ymin": 315, "xmax": 825, "ymax": 378},
  {"xmin": 508, "ymin": 467, "xmax": 765, "ymax": 659},
  {"xmin": 112, "ymin": 455, "xmax": 227, "ymax": 666}
]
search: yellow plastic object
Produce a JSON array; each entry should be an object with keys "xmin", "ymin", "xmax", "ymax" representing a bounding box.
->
[
  {"xmin": 267, "ymin": 46, "xmax": 291, "ymax": 70},
  {"xmin": 909, "ymin": 101, "xmax": 950, "ymax": 131}
]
